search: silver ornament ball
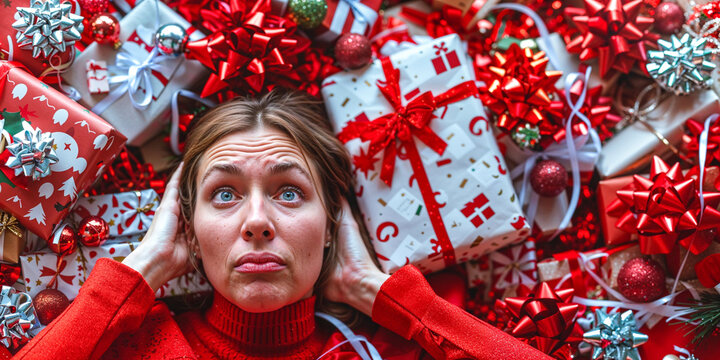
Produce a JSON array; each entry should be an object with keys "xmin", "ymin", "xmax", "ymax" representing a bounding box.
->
[{"xmin": 155, "ymin": 24, "xmax": 187, "ymax": 56}]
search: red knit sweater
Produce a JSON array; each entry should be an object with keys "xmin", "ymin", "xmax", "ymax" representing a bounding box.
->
[{"xmin": 14, "ymin": 259, "xmax": 551, "ymax": 360}]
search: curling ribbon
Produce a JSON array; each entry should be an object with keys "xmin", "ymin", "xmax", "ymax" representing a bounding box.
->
[
  {"xmin": 510, "ymin": 67, "xmax": 602, "ymax": 240},
  {"xmin": 170, "ymin": 90, "xmax": 216, "ymax": 155},
  {"xmin": 92, "ymin": 47, "xmax": 172, "ymax": 115},
  {"xmin": 315, "ymin": 0, "xmax": 379, "ymax": 43},
  {"xmin": 315, "ymin": 312, "xmax": 382, "ymax": 360},
  {"xmin": 337, "ymin": 56, "xmax": 477, "ymax": 268}
]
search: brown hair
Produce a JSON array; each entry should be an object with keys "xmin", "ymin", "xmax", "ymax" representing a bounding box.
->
[{"xmin": 177, "ymin": 89, "xmax": 377, "ymax": 325}]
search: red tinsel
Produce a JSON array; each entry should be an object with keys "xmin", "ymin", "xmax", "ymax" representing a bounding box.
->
[
  {"xmin": 683, "ymin": 117, "xmax": 720, "ymax": 166},
  {"xmin": 607, "ymin": 156, "xmax": 720, "ymax": 255},
  {"xmin": 477, "ymin": 43, "xmax": 565, "ymax": 149},
  {"xmin": 495, "ymin": 282, "xmax": 582, "ymax": 358},
  {"xmin": 564, "ymin": 0, "xmax": 660, "ymax": 78}
]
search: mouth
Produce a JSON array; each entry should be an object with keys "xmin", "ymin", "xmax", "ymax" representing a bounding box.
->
[{"xmin": 235, "ymin": 252, "xmax": 287, "ymax": 274}]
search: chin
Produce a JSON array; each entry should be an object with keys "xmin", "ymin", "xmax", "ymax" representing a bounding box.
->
[{"xmin": 230, "ymin": 282, "xmax": 300, "ymax": 313}]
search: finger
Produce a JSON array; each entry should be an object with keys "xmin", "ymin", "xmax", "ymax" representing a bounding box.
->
[{"xmin": 158, "ymin": 162, "xmax": 184, "ymax": 211}]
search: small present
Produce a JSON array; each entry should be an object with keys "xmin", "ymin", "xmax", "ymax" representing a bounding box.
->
[
  {"xmin": 488, "ymin": 241, "xmax": 537, "ymax": 297},
  {"xmin": 597, "ymin": 89, "xmax": 720, "ymax": 179},
  {"xmin": 0, "ymin": 212, "xmax": 25, "ymax": 263},
  {"xmin": 597, "ymin": 176, "xmax": 635, "ymax": 247},
  {"xmin": 311, "ymin": 0, "xmax": 383, "ymax": 43},
  {"xmin": 62, "ymin": 0, "xmax": 208, "ymax": 146},
  {"xmin": 0, "ymin": 0, "xmax": 82, "ymax": 77},
  {"xmin": 86, "ymin": 60, "xmax": 109, "ymax": 95},
  {"xmin": 537, "ymin": 248, "xmax": 609, "ymax": 299},
  {"xmin": 322, "ymin": 34, "xmax": 530, "ymax": 274},
  {"xmin": 70, "ymin": 189, "xmax": 159, "ymax": 238},
  {"xmin": 0, "ymin": 61, "xmax": 126, "ymax": 240}
]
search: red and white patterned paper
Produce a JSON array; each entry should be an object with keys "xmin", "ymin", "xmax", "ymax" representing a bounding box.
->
[{"xmin": 86, "ymin": 60, "xmax": 109, "ymax": 94}]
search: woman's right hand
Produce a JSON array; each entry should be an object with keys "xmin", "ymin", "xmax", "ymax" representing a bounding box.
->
[{"xmin": 122, "ymin": 163, "xmax": 192, "ymax": 291}]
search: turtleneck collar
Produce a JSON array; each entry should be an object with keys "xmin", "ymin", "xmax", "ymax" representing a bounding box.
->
[{"xmin": 205, "ymin": 291, "xmax": 317, "ymax": 350}]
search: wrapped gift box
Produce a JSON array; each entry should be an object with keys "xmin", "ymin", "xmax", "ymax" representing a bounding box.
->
[
  {"xmin": 0, "ymin": 212, "xmax": 25, "ymax": 264},
  {"xmin": 321, "ymin": 34, "xmax": 530, "ymax": 274},
  {"xmin": 21, "ymin": 239, "xmax": 210, "ymax": 300},
  {"xmin": 312, "ymin": 0, "xmax": 383, "ymax": 43},
  {"xmin": 62, "ymin": 0, "xmax": 208, "ymax": 146},
  {"xmin": 597, "ymin": 89, "xmax": 719, "ymax": 179},
  {"xmin": 0, "ymin": 61, "xmax": 126, "ymax": 240},
  {"xmin": 70, "ymin": 189, "xmax": 159, "ymax": 238},
  {"xmin": 597, "ymin": 176, "xmax": 635, "ymax": 247}
]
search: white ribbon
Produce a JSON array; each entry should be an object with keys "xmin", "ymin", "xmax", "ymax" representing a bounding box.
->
[
  {"xmin": 91, "ymin": 47, "xmax": 172, "ymax": 115},
  {"xmin": 490, "ymin": 243, "xmax": 537, "ymax": 289},
  {"xmin": 315, "ymin": 312, "xmax": 382, "ymax": 360},
  {"xmin": 510, "ymin": 67, "xmax": 602, "ymax": 239},
  {"xmin": 315, "ymin": 0, "xmax": 379, "ymax": 43},
  {"xmin": 169, "ymin": 90, "xmax": 217, "ymax": 155}
]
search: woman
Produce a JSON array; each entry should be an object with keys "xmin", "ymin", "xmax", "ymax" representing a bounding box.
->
[{"xmin": 15, "ymin": 91, "xmax": 551, "ymax": 360}]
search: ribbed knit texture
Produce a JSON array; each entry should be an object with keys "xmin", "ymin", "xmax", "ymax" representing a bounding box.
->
[{"xmin": 175, "ymin": 292, "xmax": 328, "ymax": 359}]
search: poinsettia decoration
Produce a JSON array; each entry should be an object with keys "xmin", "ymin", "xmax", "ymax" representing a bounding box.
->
[
  {"xmin": 564, "ymin": 0, "xmax": 660, "ymax": 78},
  {"xmin": 477, "ymin": 43, "xmax": 564, "ymax": 149},
  {"xmin": 607, "ymin": 156, "xmax": 720, "ymax": 255}
]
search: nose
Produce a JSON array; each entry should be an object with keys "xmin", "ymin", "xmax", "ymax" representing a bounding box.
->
[{"xmin": 240, "ymin": 191, "xmax": 275, "ymax": 242}]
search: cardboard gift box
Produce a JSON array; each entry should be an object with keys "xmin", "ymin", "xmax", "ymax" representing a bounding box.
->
[
  {"xmin": 321, "ymin": 34, "xmax": 530, "ymax": 274},
  {"xmin": 62, "ymin": 0, "xmax": 208, "ymax": 146},
  {"xmin": 0, "ymin": 212, "xmax": 25, "ymax": 263},
  {"xmin": 597, "ymin": 89, "xmax": 719, "ymax": 179},
  {"xmin": 0, "ymin": 61, "xmax": 126, "ymax": 240},
  {"xmin": 70, "ymin": 189, "xmax": 159, "ymax": 238},
  {"xmin": 21, "ymin": 239, "xmax": 211, "ymax": 300}
]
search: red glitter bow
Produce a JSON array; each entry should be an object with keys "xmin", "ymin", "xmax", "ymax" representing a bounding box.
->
[
  {"xmin": 184, "ymin": 0, "xmax": 310, "ymax": 99},
  {"xmin": 565, "ymin": 0, "xmax": 660, "ymax": 78},
  {"xmin": 496, "ymin": 282, "xmax": 583, "ymax": 357},
  {"xmin": 337, "ymin": 57, "xmax": 477, "ymax": 267},
  {"xmin": 477, "ymin": 43, "xmax": 564, "ymax": 148},
  {"xmin": 607, "ymin": 156, "xmax": 720, "ymax": 255},
  {"xmin": 558, "ymin": 80, "xmax": 622, "ymax": 142},
  {"xmin": 683, "ymin": 117, "xmax": 720, "ymax": 166}
]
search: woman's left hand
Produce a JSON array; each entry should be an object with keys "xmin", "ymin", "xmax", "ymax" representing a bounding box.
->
[{"xmin": 323, "ymin": 199, "xmax": 390, "ymax": 317}]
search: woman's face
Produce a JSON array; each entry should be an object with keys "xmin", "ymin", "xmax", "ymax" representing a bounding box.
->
[{"xmin": 193, "ymin": 127, "xmax": 328, "ymax": 312}]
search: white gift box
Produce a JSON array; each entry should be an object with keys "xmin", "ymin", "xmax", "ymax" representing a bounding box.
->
[
  {"xmin": 70, "ymin": 189, "xmax": 160, "ymax": 238},
  {"xmin": 322, "ymin": 34, "xmax": 530, "ymax": 274},
  {"xmin": 63, "ymin": 0, "xmax": 209, "ymax": 146}
]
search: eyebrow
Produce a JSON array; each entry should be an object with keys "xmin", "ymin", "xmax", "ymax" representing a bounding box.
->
[
  {"xmin": 200, "ymin": 161, "xmax": 311, "ymax": 185},
  {"xmin": 201, "ymin": 163, "xmax": 243, "ymax": 185},
  {"xmin": 268, "ymin": 161, "xmax": 311, "ymax": 181}
]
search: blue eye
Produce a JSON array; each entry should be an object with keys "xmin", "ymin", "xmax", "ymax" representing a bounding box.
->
[
  {"xmin": 218, "ymin": 190, "xmax": 234, "ymax": 202},
  {"xmin": 281, "ymin": 190, "xmax": 296, "ymax": 201}
]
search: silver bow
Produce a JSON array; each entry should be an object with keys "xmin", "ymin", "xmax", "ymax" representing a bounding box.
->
[
  {"xmin": 583, "ymin": 309, "xmax": 648, "ymax": 360},
  {"xmin": 646, "ymin": 33, "xmax": 717, "ymax": 96},
  {"xmin": 6, "ymin": 122, "xmax": 59, "ymax": 181},
  {"xmin": 0, "ymin": 286, "xmax": 37, "ymax": 349},
  {"xmin": 11, "ymin": 0, "xmax": 84, "ymax": 59}
]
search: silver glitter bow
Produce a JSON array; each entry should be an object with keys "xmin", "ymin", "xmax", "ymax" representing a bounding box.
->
[
  {"xmin": 583, "ymin": 309, "xmax": 648, "ymax": 360},
  {"xmin": 0, "ymin": 286, "xmax": 37, "ymax": 349},
  {"xmin": 646, "ymin": 33, "xmax": 717, "ymax": 96},
  {"xmin": 12, "ymin": 0, "xmax": 84, "ymax": 59},
  {"xmin": 5, "ymin": 122, "xmax": 59, "ymax": 181}
]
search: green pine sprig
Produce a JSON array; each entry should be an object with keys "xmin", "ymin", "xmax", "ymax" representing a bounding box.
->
[{"xmin": 682, "ymin": 292, "xmax": 720, "ymax": 344}]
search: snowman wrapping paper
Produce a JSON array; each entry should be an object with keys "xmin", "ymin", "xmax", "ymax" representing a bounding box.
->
[
  {"xmin": 322, "ymin": 34, "xmax": 530, "ymax": 274},
  {"xmin": 0, "ymin": 62, "xmax": 126, "ymax": 240}
]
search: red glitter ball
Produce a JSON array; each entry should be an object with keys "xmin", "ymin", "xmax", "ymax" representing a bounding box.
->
[
  {"xmin": 334, "ymin": 33, "xmax": 372, "ymax": 70},
  {"xmin": 618, "ymin": 257, "xmax": 666, "ymax": 302},
  {"xmin": 654, "ymin": 2, "xmax": 686, "ymax": 34},
  {"xmin": 529, "ymin": 160, "xmax": 568, "ymax": 197},
  {"xmin": 34, "ymin": 289, "xmax": 70, "ymax": 325}
]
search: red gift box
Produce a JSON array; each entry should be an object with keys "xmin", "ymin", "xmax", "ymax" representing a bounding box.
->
[
  {"xmin": 0, "ymin": 61, "xmax": 126, "ymax": 239},
  {"xmin": 311, "ymin": 0, "xmax": 382, "ymax": 43},
  {"xmin": 0, "ymin": 0, "xmax": 80, "ymax": 78},
  {"xmin": 597, "ymin": 176, "xmax": 634, "ymax": 247}
]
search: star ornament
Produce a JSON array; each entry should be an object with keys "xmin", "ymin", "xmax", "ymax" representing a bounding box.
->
[
  {"xmin": 5, "ymin": 122, "xmax": 59, "ymax": 181},
  {"xmin": 583, "ymin": 309, "xmax": 648, "ymax": 360},
  {"xmin": 11, "ymin": 0, "xmax": 84, "ymax": 59},
  {"xmin": 646, "ymin": 33, "xmax": 717, "ymax": 95}
]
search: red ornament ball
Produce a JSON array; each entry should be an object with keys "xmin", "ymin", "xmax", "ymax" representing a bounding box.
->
[
  {"xmin": 654, "ymin": 2, "xmax": 686, "ymax": 35},
  {"xmin": 334, "ymin": 33, "xmax": 372, "ymax": 70},
  {"xmin": 89, "ymin": 13, "xmax": 121, "ymax": 47},
  {"xmin": 529, "ymin": 159, "xmax": 568, "ymax": 197},
  {"xmin": 47, "ymin": 223, "xmax": 77, "ymax": 255},
  {"xmin": 78, "ymin": 0, "xmax": 109, "ymax": 14},
  {"xmin": 33, "ymin": 289, "xmax": 70, "ymax": 325},
  {"xmin": 618, "ymin": 257, "xmax": 666, "ymax": 302},
  {"xmin": 77, "ymin": 216, "xmax": 110, "ymax": 247}
]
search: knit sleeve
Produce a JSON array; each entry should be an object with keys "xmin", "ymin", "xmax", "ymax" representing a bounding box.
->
[
  {"xmin": 371, "ymin": 265, "xmax": 553, "ymax": 360},
  {"xmin": 14, "ymin": 258, "xmax": 156, "ymax": 360}
]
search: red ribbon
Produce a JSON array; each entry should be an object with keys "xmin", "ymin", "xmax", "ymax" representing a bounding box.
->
[
  {"xmin": 41, "ymin": 259, "xmax": 75, "ymax": 289},
  {"xmin": 337, "ymin": 57, "xmax": 477, "ymax": 268},
  {"xmin": 564, "ymin": 0, "xmax": 659, "ymax": 78},
  {"xmin": 0, "ymin": 264, "xmax": 21, "ymax": 287},
  {"xmin": 87, "ymin": 148, "xmax": 167, "ymax": 196},
  {"xmin": 607, "ymin": 156, "xmax": 720, "ymax": 255}
]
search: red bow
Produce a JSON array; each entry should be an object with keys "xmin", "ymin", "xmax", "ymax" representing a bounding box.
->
[
  {"xmin": 400, "ymin": 5, "xmax": 465, "ymax": 38},
  {"xmin": 565, "ymin": 0, "xmax": 660, "ymax": 78},
  {"xmin": 497, "ymin": 282, "xmax": 583, "ymax": 357},
  {"xmin": 607, "ymin": 156, "xmax": 720, "ymax": 255},
  {"xmin": 0, "ymin": 264, "xmax": 21, "ymax": 287},
  {"xmin": 557, "ymin": 80, "xmax": 622, "ymax": 142},
  {"xmin": 337, "ymin": 57, "xmax": 477, "ymax": 267},
  {"xmin": 87, "ymin": 148, "xmax": 167, "ymax": 196},
  {"xmin": 40, "ymin": 259, "xmax": 76, "ymax": 289},
  {"xmin": 684, "ymin": 116, "xmax": 720, "ymax": 166}
]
